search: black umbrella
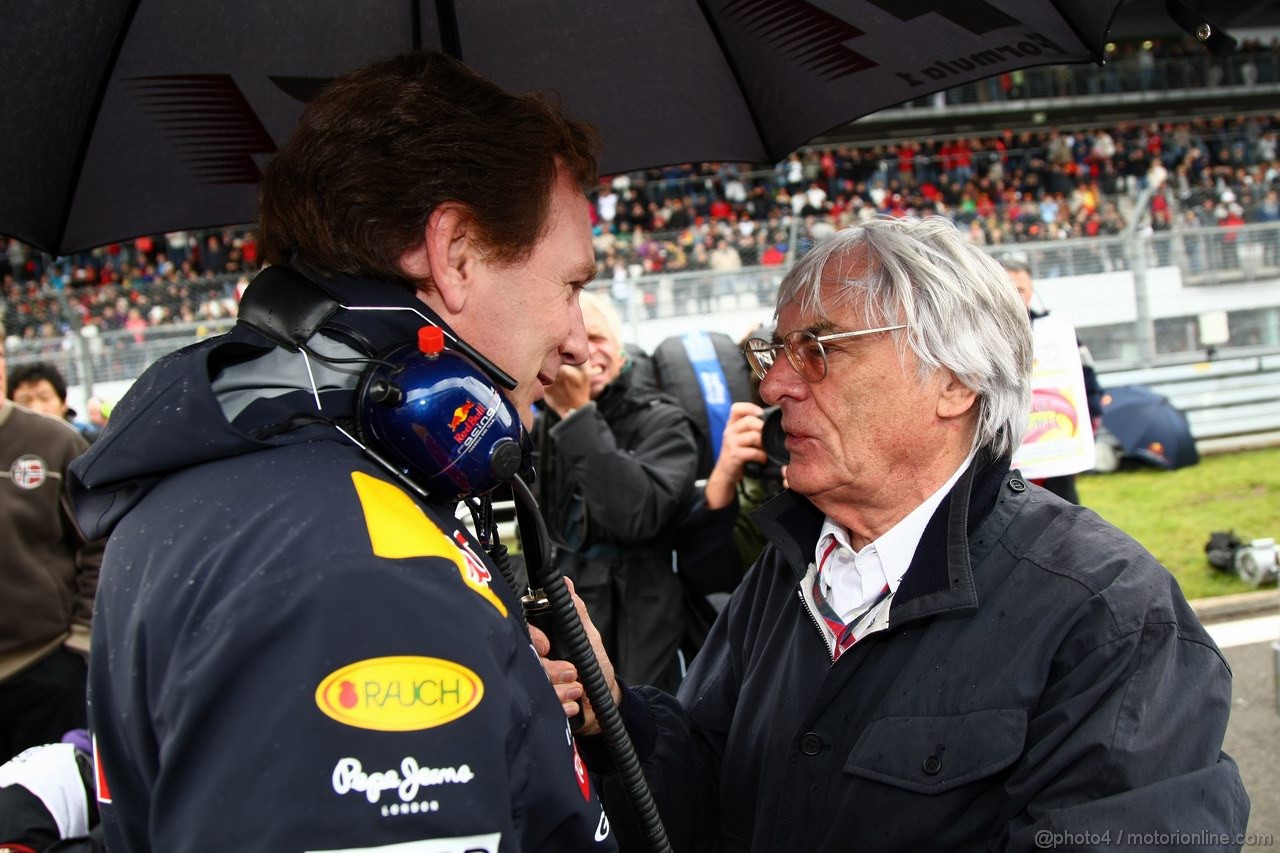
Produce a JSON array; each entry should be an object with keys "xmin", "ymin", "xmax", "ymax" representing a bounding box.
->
[
  {"xmin": 1100, "ymin": 385, "xmax": 1200, "ymax": 470},
  {"xmin": 2, "ymin": 0, "xmax": 1131, "ymax": 255}
]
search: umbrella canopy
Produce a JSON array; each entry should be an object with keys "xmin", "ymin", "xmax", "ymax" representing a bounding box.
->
[
  {"xmin": 2, "ymin": 0, "xmax": 1126, "ymax": 256},
  {"xmin": 1100, "ymin": 385, "xmax": 1200, "ymax": 470}
]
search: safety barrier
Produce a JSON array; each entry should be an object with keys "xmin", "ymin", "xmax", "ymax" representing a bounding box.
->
[{"xmin": 1099, "ymin": 353, "xmax": 1280, "ymax": 453}]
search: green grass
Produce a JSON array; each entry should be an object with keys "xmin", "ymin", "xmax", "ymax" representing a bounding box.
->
[{"xmin": 1076, "ymin": 447, "xmax": 1280, "ymax": 600}]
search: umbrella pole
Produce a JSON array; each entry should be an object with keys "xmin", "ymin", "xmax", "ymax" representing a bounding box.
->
[{"xmin": 431, "ymin": 0, "xmax": 462, "ymax": 59}]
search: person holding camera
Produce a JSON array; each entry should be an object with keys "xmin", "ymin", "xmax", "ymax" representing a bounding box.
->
[
  {"xmin": 536, "ymin": 292, "xmax": 700, "ymax": 691},
  {"xmin": 704, "ymin": 403, "xmax": 767, "ymax": 511},
  {"xmin": 543, "ymin": 216, "xmax": 1248, "ymax": 851}
]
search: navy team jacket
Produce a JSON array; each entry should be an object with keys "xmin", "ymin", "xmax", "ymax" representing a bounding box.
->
[{"xmin": 68, "ymin": 273, "xmax": 616, "ymax": 853}]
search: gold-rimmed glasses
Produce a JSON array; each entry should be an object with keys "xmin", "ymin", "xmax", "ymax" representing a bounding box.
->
[{"xmin": 742, "ymin": 324, "xmax": 907, "ymax": 383}]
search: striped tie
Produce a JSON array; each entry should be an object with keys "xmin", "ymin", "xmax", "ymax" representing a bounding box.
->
[{"xmin": 812, "ymin": 539, "xmax": 890, "ymax": 660}]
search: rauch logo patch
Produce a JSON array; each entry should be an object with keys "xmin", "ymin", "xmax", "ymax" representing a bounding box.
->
[{"xmin": 316, "ymin": 656, "xmax": 483, "ymax": 731}]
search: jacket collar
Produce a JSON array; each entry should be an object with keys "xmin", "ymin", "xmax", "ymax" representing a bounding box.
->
[
  {"xmin": 237, "ymin": 269, "xmax": 453, "ymax": 358},
  {"xmin": 750, "ymin": 451, "xmax": 1012, "ymax": 624},
  {"xmin": 68, "ymin": 269, "xmax": 473, "ymax": 540},
  {"xmin": 214, "ymin": 270, "xmax": 456, "ymax": 432},
  {"xmin": 594, "ymin": 365, "xmax": 678, "ymax": 420}
]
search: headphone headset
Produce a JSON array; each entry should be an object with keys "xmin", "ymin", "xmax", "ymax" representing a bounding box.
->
[
  {"xmin": 236, "ymin": 265, "xmax": 529, "ymax": 501},
  {"xmin": 355, "ymin": 326, "xmax": 528, "ymax": 500}
]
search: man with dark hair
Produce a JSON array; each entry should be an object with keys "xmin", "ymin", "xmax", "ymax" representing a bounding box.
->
[
  {"xmin": 0, "ymin": 341, "xmax": 102, "ymax": 765},
  {"xmin": 68, "ymin": 51, "xmax": 616, "ymax": 852},
  {"xmin": 7, "ymin": 362, "xmax": 100, "ymax": 443},
  {"xmin": 7, "ymin": 362, "xmax": 69, "ymax": 416}
]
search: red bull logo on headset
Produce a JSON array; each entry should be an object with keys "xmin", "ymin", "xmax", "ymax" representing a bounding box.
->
[{"xmin": 449, "ymin": 400, "xmax": 488, "ymax": 444}]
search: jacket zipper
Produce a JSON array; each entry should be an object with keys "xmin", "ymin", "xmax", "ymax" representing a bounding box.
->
[
  {"xmin": 796, "ymin": 567, "xmax": 836, "ymax": 661},
  {"xmin": 798, "ymin": 569, "xmax": 898, "ymax": 662}
]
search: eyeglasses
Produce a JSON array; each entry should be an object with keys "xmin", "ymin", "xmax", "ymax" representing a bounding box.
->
[{"xmin": 743, "ymin": 324, "xmax": 907, "ymax": 383}]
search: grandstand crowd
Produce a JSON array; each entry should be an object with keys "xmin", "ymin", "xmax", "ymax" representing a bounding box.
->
[
  {"xmin": 4, "ymin": 102, "xmax": 1280, "ymax": 343},
  {"xmin": 928, "ymin": 35, "xmax": 1280, "ymax": 103}
]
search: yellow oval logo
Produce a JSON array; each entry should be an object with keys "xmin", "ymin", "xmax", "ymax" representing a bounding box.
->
[{"xmin": 315, "ymin": 656, "xmax": 484, "ymax": 731}]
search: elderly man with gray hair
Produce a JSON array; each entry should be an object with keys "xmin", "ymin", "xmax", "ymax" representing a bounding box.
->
[{"xmin": 544, "ymin": 217, "xmax": 1248, "ymax": 851}]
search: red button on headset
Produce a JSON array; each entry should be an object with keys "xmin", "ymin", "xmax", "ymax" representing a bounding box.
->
[{"xmin": 418, "ymin": 325, "xmax": 444, "ymax": 355}]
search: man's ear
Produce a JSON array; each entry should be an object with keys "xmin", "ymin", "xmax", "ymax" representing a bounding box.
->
[
  {"xmin": 936, "ymin": 370, "xmax": 979, "ymax": 420},
  {"xmin": 399, "ymin": 203, "xmax": 478, "ymax": 314}
]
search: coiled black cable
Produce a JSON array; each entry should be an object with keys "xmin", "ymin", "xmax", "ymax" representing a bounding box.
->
[
  {"xmin": 466, "ymin": 495, "xmax": 524, "ymax": 599},
  {"xmin": 509, "ymin": 474, "xmax": 672, "ymax": 853}
]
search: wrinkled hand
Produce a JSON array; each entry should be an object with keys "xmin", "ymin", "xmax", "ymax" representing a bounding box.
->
[
  {"xmin": 530, "ymin": 578, "xmax": 619, "ymax": 735},
  {"xmin": 705, "ymin": 402, "xmax": 769, "ymax": 510},
  {"xmin": 529, "ymin": 621, "xmax": 584, "ymax": 718},
  {"xmin": 543, "ymin": 364, "xmax": 591, "ymax": 418}
]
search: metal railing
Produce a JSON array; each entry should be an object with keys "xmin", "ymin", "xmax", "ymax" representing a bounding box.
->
[
  {"xmin": 1100, "ymin": 353, "xmax": 1280, "ymax": 452},
  {"xmin": 7, "ymin": 318, "xmax": 237, "ymax": 391},
  {"xmin": 871, "ymin": 50, "xmax": 1280, "ymax": 111},
  {"xmin": 6, "ymin": 222, "xmax": 1280, "ymax": 403},
  {"xmin": 605, "ymin": 222, "xmax": 1280, "ymax": 367}
]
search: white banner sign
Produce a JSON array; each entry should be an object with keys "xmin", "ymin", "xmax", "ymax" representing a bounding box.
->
[{"xmin": 1012, "ymin": 315, "xmax": 1095, "ymax": 480}]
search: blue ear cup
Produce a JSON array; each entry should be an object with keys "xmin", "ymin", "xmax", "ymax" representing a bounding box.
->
[{"xmin": 357, "ymin": 329, "xmax": 528, "ymax": 501}]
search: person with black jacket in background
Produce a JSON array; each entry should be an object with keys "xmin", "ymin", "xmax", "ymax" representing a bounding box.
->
[{"xmin": 536, "ymin": 291, "xmax": 699, "ymax": 691}]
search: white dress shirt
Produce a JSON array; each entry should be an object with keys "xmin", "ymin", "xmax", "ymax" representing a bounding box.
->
[{"xmin": 815, "ymin": 451, "xmax": 977, "ymax": 622}]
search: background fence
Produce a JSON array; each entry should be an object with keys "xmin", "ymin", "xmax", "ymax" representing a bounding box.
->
[
  {"xmin": 5, "ymin": 220, "xmax": 1280, "ymax": 419},
  {"xmin": 609, "ymin": 221, "xmax": 1280, "ymax": 362}
]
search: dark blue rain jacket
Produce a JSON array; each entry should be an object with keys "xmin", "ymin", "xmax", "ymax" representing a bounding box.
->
[
  {"xmin": 68, "ymin": 272, "xmax": 616, "ymax": 853},
  {"xmin": 590, "ymin": 454, "xmax": 1250, "ymax": 852}
]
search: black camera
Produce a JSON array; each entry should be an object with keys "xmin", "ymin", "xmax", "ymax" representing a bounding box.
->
[
  {"xmin": 743, "ymin": 405, "xmax": 788, "ymax": 486},
  {"xmin": 761, "ymin": 405, "xmax": 789, "ymax": 467}
]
